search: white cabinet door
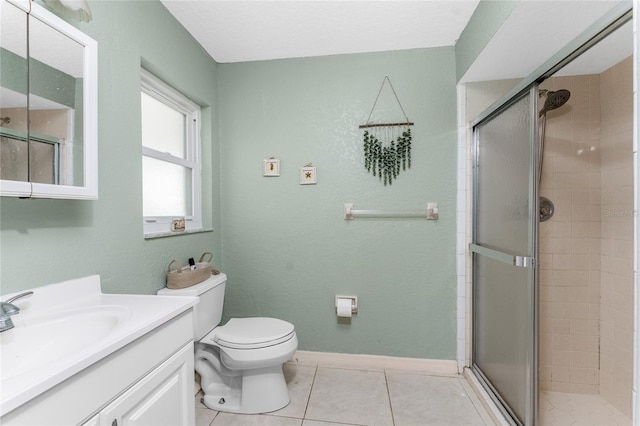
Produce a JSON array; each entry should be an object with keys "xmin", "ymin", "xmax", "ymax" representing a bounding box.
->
[{"xmin": 99, "ymin": 343, "xmax": 195, "ymax": 426}]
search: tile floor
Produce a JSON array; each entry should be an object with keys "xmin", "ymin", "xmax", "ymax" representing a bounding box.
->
[
  {"xmin": 195, "ymin": 364, "xmax": 493, "ymax": 426},
  {"xmin": 539, "ymin": 391, "xmax": 632, "ymax": 426}
]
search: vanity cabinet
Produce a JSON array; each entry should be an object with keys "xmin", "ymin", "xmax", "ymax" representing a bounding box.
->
[
  {"xmin": 0, "ymin": 311, "xmax": 195, "ymax": 425},
  {"xmin": 84, "ymin": 343, "xmax": 194, "ymax": 426}
]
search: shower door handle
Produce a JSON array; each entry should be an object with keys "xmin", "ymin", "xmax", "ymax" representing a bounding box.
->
[{"xmin": 469, "ymin": 243, "xmax": 535, "ymax": 268}]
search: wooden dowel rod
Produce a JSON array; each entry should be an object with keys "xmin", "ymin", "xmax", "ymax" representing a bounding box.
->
[{"xmin": 358, "ymin": 122, "xmax": 414, "ymax": 129}]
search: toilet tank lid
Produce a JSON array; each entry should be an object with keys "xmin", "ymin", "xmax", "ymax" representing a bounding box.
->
[{"xmin": 157, "ymin": 273, "xmax": 227, "ymax": 296}]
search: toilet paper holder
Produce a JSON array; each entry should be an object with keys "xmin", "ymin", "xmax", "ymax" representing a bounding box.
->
[{"xmin": 335, "ymin": 295, "xmax": 358, "ymax": 315}]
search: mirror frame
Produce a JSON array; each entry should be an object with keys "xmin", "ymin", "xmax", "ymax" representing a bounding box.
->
[{"xmin": 0, "ymin": 0, "xmax": 98, "ymax": 199}]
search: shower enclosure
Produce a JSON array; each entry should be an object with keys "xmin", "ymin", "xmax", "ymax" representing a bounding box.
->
[{"xmin": 468, "ymin": 10, "xmax": 633, "ymax": 426}]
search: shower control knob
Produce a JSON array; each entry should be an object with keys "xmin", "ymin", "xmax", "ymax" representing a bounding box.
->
[{"xmin": 539, "ymin": 197, "xmax": 554, "ymax": 222}]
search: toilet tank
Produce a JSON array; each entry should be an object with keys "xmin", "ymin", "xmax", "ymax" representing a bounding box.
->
[{"xmin": 157, "ymin": 273, "xmax": 227, "ymax": 340}]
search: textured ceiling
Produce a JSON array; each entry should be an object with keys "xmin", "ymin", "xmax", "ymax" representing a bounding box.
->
[
  {"xmin": 161, "ymin": 1, "xmax": 632, "ymax": 82},
  {"xmin": 161, "ymin": 1, "xmax": 481, "ymax": 63}
]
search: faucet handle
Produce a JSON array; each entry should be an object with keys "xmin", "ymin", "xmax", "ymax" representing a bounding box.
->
[{"xmin": 5, "ymin": 291, "xmax": 34, "ymax": 305}]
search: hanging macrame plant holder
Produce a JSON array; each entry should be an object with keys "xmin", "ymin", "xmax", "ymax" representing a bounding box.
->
[{"xmin": 360, "ymin": 76, "xmax": 414, "ymax": 186}]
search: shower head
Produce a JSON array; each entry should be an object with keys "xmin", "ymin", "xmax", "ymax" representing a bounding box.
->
[{"xmin": 539, "ymin": 89, "xmax": 571, "ymax": 116}]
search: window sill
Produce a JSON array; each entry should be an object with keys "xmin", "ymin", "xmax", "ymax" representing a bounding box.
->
[{"xmin": 144, "ymin": 227, "xmax": 214, "ymax": 240}]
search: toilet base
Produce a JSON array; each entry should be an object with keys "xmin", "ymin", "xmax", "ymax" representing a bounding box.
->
[{"xmin": 201, "ymin": 365, "xmax": 290, "ymax": 414}]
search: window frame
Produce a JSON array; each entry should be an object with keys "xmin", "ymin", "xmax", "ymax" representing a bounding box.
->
[{"xmin": 141, "ymin": 69, "xmax": 202, "ymax": 236}]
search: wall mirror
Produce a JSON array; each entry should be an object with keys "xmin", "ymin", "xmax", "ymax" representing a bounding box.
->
[{"xmin": 0, "ymin": 0, "xmax": 98, "ymax": 199}]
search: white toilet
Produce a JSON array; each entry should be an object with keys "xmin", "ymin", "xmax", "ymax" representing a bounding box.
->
[{"xmin": 157, "ymin": 273, "xmax": 298, "ymax": 414}]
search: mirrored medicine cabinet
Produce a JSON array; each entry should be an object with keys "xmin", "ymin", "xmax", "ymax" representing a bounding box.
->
[{"xmin": 0, "ymin": 0, "xmax": 97, "ymax": 199}]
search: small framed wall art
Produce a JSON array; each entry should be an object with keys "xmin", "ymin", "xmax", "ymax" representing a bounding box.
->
[
  {"xmin": 263, "ymin": 158, "xmax": 280, "ymax": 176},
  {"xmin": 171, "ymin": 217, "xmax": 186, "ymax": 232},
  {"xmin": 299, "ymin": 166, "xmax": 317, "ymax": 185}
]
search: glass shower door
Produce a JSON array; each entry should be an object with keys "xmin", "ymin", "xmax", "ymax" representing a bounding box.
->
[{"xmin": 470, "ymin": 87, "xmax": 538, "ymax": 425}]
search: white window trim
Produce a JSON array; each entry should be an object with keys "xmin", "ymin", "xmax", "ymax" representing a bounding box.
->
[{"xmin": 141, "ymin": 69, "xmax": 202, "ymax": 236}]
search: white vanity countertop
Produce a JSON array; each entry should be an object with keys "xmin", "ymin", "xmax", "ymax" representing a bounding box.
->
[{"xmin": 0, "ymin": 275, "xmax": 197, "ymax": 416}]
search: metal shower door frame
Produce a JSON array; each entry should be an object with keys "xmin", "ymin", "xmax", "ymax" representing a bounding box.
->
[
  {"xmin": 465, "ymin": 5, "xmax": 632, "ymax": 425},
  {"xmin": 470, "ymin": 84, "xmax": 539, "ymax": 426}
]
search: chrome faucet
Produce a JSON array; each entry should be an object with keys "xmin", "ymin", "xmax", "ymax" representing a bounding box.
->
[{"xmin": 0, "ymin": 291, "xmax": 34, "ymax": 332}]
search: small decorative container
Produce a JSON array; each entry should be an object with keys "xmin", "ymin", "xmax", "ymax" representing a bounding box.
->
[{"xmin": 166, "ymin": 252, "xmax": 213, "ymax": 289}]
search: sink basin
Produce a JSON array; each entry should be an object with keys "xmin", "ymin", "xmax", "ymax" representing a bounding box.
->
[
  {"xmin": 0, "ymin": 274, "xmax": 197, "ymax": 417},
  {"xmin": 0, "ymin": 305, "xmax": 131, "ymax": 380}
]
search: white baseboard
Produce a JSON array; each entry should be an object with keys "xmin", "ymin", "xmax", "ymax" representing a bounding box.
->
[{"xmin": 287, "ymin": 350, "xmax": 458, "ymax": 376}]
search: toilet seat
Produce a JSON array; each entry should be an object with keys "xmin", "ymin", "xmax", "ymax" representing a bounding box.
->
[{"xmin": 204, "ymin": 317, "xmax": 295, "ymax": 350}]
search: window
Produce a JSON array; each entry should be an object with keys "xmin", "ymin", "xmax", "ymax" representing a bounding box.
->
[{"xmin": 141, "ymin": 69, "xmax": 201, "ymax": 236}]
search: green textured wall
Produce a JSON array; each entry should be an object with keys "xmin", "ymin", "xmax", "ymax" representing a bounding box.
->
[
  {"xmin": 0, "ymin": 47, "xmax": 78, "ymax": 107},
  {"xmin": 218, "ymin": 48, "xmax": 458, "ymax": 359},
  {"xmin": 1, "ymin": 1, "xmax": 458, "ymax": 360},
  {"xmin": 0, "ymin": 49, "xmax": 28, "ymax": 96},
  {"xmin": 0, "ymin": 1, "xmax": 220, "ymax": 295}
]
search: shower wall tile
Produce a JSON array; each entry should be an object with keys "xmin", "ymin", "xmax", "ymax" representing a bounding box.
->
[
  {"xmin": 598, "ymin": 55, "xmax": 633, "ymax": 417},
  {"xmin": 538, "ymin": 73, "xmax": 601, "ymax": 396},
  {"xmin": 539, "ymin": 57, "xmax": 633, "ymax": 413}
]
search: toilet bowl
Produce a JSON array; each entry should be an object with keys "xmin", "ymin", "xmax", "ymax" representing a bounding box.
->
[{"xmin": 157, "ymin": 274, "xmax": 298, "ymax": 414}]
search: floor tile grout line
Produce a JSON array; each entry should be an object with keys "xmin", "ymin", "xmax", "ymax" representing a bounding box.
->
[
  {"xmin": 383, "ymin": 369, "xmax": 397, "ymax": 426},
  {"xmin": 209, "ymin": 407, "xmax": 221, "ymax": 426},
  {"xmin": 301, "ymin": 364, "xmax": 319, "ymax": 422}
]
